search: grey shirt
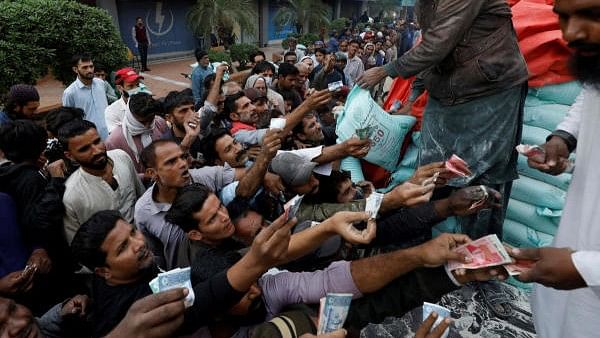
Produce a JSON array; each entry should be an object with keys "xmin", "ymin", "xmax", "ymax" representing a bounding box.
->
[{"xmin": 134, "ymin": 165, "xmax": 236, "ymax": 269}]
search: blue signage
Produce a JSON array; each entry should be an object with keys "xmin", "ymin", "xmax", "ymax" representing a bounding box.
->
[
  {"xmin": 268, "ymin": 3, "xmax": 296, "ymax": 41},
  {"xmin": 117, "ymin": 0, "xmax": 197, "ymax": 55}
]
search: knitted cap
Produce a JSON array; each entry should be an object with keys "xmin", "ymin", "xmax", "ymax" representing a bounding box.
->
[{"xmin": 9, "ymin": 85, "xmax": 39, "ymax": 105}]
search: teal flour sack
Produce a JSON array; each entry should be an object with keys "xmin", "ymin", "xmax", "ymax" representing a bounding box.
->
[
  {"xmin": 511, "ymin": 175, "xmax": 566, "ymax": 210},
  {"xmin": 517, "ymin": 155, "xmax": 572, "ymax": 191},
  {"xmin": 506, "ymin": 198, "xmax": 559, "ymax": 236},
  {"xmin": 523, "ymin": 104, "xmax": 570, "ymax": 131},
  {"xmin": 503, "ymin": 219, "xmax": 554, "ymax": 248},
  {"xmin": 528, "ymin": 81, "xmax": 582, "ymax": 106},
  {"xmin": 337, "ymin": 86, "xmax": 416, "ymax": 173}
]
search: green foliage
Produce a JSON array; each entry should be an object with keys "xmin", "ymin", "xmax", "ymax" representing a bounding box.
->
[
  {"xmin": 0, "ymin": 0, "xmax": 127, "ymax": 93},
  {"xmin": 273, "ymin": 0, "xmax": 331, "ymax": 34},
  {"xmin": 208, "ymin": 50, "xmax": 232, "ymax": 64},
  {"xmin": 229, "ymin": 43, "xmax": 259, "ymax": 64},
  {"xmin": 187, "ymin": 0, "xmax": 257, "ymax": 44},
  {"xmin": 328, "ymin": 18, "xmax": 350, "ymax": 32}
]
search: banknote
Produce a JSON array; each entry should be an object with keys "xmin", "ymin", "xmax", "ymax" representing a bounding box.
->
[
  {"xmin": 365, "ymin": 192, "xmax": 384, "ymax": 219},
  {"xmin": 318, "ymin": 293, "xmax": 353, "ymax": 334},
  {"xmin": 445, "ymin": 154, "xmax": 472, "ymax": 177},
  {"xmin": 516, "ymin": 144, "xmax": 574, "ymax": 172},
  {"xmin": 149, "ymin": 267, "xmax": 195, "ymax": 308},
  {"xmin": 423, "ymin": 302, "xmax": 451, "ymax": 338},
  {"xmin": 447, "ymin": 234, "xmax": 512, "ymax": 271},
  {"xmin": 284, "ymin": 195, "xmax": 304, "ymax": 222},
  {"xmin": 355, "ymin": 125, "xmax": 375, "ymax": 140},
  {"xmin": 503, "ymin": 243, "xmax": 536, "ymax": 276},
  {"xmin": 269, "ymin": 118, "xmax": 286, "ymax": 130}
]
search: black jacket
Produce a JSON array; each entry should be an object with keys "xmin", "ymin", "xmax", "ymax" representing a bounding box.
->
[
  {"xmin": 0, "ymin": 162, "xmax": 66, "ymax": 249},
  {"xmin": 384, "ymin": 0, "xmax": 528, "ymax": 105}
]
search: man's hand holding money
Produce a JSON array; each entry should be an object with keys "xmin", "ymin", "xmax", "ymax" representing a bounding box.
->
[
  {"xmin": 380, "ymin": 182, "xmax": 435, "ymax": 213},
  {"xmin": 321, "ymin": 211, "xmax": 376, "ymax": 245}
]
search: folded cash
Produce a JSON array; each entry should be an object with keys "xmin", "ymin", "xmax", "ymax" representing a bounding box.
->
[
  {"xmin": 317, "ymin": 293, "xmax": 353, "ymax": 334},
  {"xmin": 355, "ymin": 126, "xmax": 374, "ymax": 140},
  {"xmin": 365, "ymin": 192, "xmax": 384, "ymax": 219},
  {"xmin": 503, "ymin": 243, "xmax": 536, "ymax": 276},
  {"xmin": 149, "ymin": 267, "xmax": 195, "ymax": 308},
  {"xmin": 445, "ymin": 154, "xmax": 472, "ymax": 177},
  {"xmin": 447, "ymin": 234, "xmax": 512, "ymax": 271},
  {"xmin": 284, "ymin": 195, "xmax": 304, "ymax": 222},
  {"xmin": 423, "ymin": 302, "xmax": 450, "ymax": 338}
]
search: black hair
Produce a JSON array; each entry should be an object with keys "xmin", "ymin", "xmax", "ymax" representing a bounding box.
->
[
  {"xmin": 45, "ymin": 106, "xmax": 85, "ymax": 136},
  {"xmin": 278, "ymin": 63, "xmax": 300, "ymax": 78},
  {"xmin": 71, "ymin": 53, "xmax": 92, "ymax": 67},
  {"xmin": 249, "ymin": 51, "xmax": 266, "ymax": 63},
  {"xmin": 315, "ymin": 48, "xmax": 328, "ymax": 55},
  {"xmin": 252, "ymin": 61, "xmax": 275, "ymax": 76},
  {"xmin": 195, "ymin": 48, "xmax": 208, "ymax": 63},
  {"xmin": 71, "ymin": 210, "xmax": 124, "ymax": 270},
  {"xmin": 163, "ymin": 90, "xmax": 194, "ymax": 116},
  {"xmin": 140, "ymin": 139, "xmax": 176, "ymax": 168},
  {"xmin": 316, "ymin": 170, "xmax": 352, "ymax": 203},
  {"xmin": 129, "ymin": 93, "xmax": 163, "ymax": 118},
  {"xmin": 165, "ymin": 183, "xmax": 213, "ymax": 233},
  {"xmin": 349, "ymin": 39, "xmax": 361, "ymax": 46},
  {"xmin": 57, "ymin": 119, "xmax": 97, "ymax": 150},
  {"xmin": 135, "ymin": 16, "xmax": 142, "ymax": 21},
  {"xmin": 226, "ymin": 198, "xmax": 254, "ymax": 223},
  {"xmin": 283, "ymin": 51, "xmax": 298, "ymax": 60},
  {"xmin": 191, "ymin": 248, "xmax": 241, "ymax": 285},
  {"xmin": 199, "ymin": 128, "xmax": 231, "ymax": 166},
  {"xmin": 94, "ymin": 63, "xmax": 107, "ymax": 73},
  {"xmin": 292, "ymin": 112, "xmax": 316, "ymax": 137},
  {"xmin": 3, "ymin": 85, "xmax": 41, "ymax": 121},
  {"xmin": 223, "ymin": 91, "xmax": 245, "ymax": 117},
  {"xmin": 0, "ymin": 120, "xmax": 47, "ymax": 163}
]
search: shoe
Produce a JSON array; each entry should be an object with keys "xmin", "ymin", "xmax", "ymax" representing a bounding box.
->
[{"xmin": 142, "ymin": 68, "xmax": 151, "ymax": 72}]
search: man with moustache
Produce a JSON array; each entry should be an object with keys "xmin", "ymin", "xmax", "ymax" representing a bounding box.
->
[
  {"xmin": 509, "ymin": 0, "xmax": 600, "ymax": 337},
  {"xmin": 59, "ymin": 119, "xmax": 145, "ymax": 244},
  {"xmin": 62, "ymin": 54, "xmax": 110, "ymax": 140},
  {"xmin": 71, "ymin": 209, "xmax": 297, "ymax": 337}
]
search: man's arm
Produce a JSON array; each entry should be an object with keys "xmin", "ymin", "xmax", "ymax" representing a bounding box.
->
[
  {"xmin": 285, "ymin": 212, "xmax": 373, "ymax": 263},
  {"xmin": 313, "ymin": 139, "xmax": 370, "ymax": 164},
  {"xmin": 235, "ymin": 130, "xmax": 280, "ymax": 199},
  {"xmin": 131, "ymin": 27, "xmax": 137, "ymax": 47},
  {"xmin": 191, "ymin": 69, "xmax": 202, "ymax": 104},
  {"xmin": 384, "ymin": 0, "xmax": 485, "ymax": 79},
  {"xmin": 281, "ymin": 89, "xmax": 332, "ymax": 137}
]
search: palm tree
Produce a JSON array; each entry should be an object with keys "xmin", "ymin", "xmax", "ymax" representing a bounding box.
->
[
  {"xmin": 186, "ymin": 0, "xmax": 257, "ymax": 49},
  {"xmin": 273, "ymin": 0, "xmax": 331, "ymax": 35}
]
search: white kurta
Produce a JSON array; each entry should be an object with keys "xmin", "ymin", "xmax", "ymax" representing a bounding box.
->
[{"xmin": 532, "ymin": 86, "xmax": 600, "ymax": 337}]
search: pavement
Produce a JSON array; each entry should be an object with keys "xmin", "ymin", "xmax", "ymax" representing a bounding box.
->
[{"xmin": 35, "ymin": 46, "xmax": 283, "ymax": 112}]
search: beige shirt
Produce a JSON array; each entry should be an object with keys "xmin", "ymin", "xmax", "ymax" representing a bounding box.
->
[{"xmin": 63, "ymin": 149, "xmax": 145, "ymax": 243}]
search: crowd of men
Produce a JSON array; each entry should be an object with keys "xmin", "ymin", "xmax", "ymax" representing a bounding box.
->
[{"xmin": 0, "ymin": 0, "xmax": 598, "ymax": 337}]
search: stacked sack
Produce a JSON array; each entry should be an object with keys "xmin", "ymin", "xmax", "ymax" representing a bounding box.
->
[{"xmin": 502, "ymin": 82, "xmax": 580, "ymax": 249}]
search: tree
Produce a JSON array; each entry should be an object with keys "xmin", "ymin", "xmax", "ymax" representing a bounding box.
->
[
  {"xmin": 273, "ymin": 0, "xmax": 331, "ymax": 35},
  {"xmin": 186, "ymin": 0, "xmax": 257, "ymax": 50},
  {"xmin": 0, "ymin": 0, "xmax": 127, "ymax": 94}
]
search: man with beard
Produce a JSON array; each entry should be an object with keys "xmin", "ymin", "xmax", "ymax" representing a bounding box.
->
[
  {"xmin": 509, "ymin": 1, "xmax": 600, "ymax": 336},
  {"xmin": 311, "ymin": 53, "xmax": 348, "ymax": 90},
  {"xmin": 62, "ymin": 54, "xmax": 110, "ymax": 140},
  {"xmin": 70, "ymin": 209, "xmax": 296, "ymax": 337},
  {"xmin": 59, "ymin": 119, "xmax": 145, "ymax": 244},
  {"xmin": 358, "ymin": 0, "xmax": 529, "ymax": 240},
  {"xmin": 0, "ymin": 84, "xmax": 41, "ymax": 125}
]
